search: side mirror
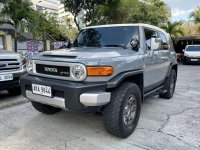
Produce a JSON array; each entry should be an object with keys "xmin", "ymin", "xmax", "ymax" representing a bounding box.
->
[
  {"xmin": 182, "ymin": 49, "xmax": 185, "ymax": 52},
  {"xmin": 130, "ymin": 38, "xmax": 139, "ymax": 51},
  {"xmin": 150, "ymin": 37, "xmax": 161, "ymax": 51}
]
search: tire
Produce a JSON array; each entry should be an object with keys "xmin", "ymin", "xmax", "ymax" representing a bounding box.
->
[
  {"xmin": 159, "ymin": 69, "xmax": 177, "ymax": 99},
  {"xmin": 103, "ymin": 82, "xmax": 141, "ymax": 138},
  {"xmin": 31, "ymin": 101, "xmax": 62, "ymax": 114},
  {"xmin": 8, "ymin": 87, "xmax": 21, "ymax": 95},
  {"xmin": 183, "ymin": 57, "xmax": 187, "ymax": 65}
]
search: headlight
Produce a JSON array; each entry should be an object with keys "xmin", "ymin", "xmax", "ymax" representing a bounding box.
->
[
  {"xmin": 26, "ymin": 59, "xmax": 33, "ymax": 73},
  {"xmin": 72, "ymin": 65, "xmax": 86, "ymax": 80}
]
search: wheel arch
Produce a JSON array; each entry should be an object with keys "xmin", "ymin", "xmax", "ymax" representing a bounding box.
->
[{"xmin": 107, "ymin": 70, "xmax": 144, "ymax": 101}]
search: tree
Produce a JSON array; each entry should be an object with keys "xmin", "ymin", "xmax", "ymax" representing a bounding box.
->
[
  {"xmin": 160, "ymin": 21, "xmax": 184, "ymax": 39},
  {"xmin": 61, "ymin": 0, "xmax": 84, "ymax": 30},
  {"xmin": 92, "ymin": 0, "xmax": 170, "ymax": 26},
  {"xmin": 130, "ymin": 0, "xmax": 170, "ymax": 25},
  {"xmin": 190, "ymin": 7, "xmax": 200, "ymax": 23},
  {"xmin": 0, "ymin": 0, "xmax": 32, "ymax": 52}
]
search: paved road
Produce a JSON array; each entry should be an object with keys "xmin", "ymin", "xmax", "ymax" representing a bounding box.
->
[{"xmin": 0, "ymin": 64, "xmax": 200, "ymax": 150}]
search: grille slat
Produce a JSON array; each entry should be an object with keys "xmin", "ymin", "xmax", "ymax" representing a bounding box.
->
[{"xmin": 0, "ymin": 59, "xmax": 21, "ymax": 71}]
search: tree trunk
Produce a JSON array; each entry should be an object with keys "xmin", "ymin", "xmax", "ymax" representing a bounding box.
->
[
  {"xmin": 74, "ymin": 15, "xmax": 80, "ymax": 31},
  {"xmin": 14, "ymin": 26, "xmax": 18, "ymax": 52}
]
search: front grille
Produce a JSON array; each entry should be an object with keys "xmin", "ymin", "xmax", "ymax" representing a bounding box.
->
[
  {"xmin": 26, "ymin": 85, "xmax": 64, "ymax": 98},
  {"xmin": 0, "ymin": 58, "xmax": 21, "ymax": 71},
  {"xmin": 36, "ymin": 64, "xmax": 70, "ymax": 77}
]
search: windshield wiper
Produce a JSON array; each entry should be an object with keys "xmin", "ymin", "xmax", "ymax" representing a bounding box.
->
[{"xmin": 104, "ymin": 44, "xmax": 127, "ymax": 49}]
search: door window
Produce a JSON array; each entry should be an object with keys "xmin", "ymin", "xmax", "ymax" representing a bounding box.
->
[{"xmin": 144, "ymin": 28, "xmax": 158, "ymax": 50}]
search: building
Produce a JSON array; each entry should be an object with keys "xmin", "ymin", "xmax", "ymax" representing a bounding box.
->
[
  {"xmin": 57, "ymin": 0, "xmax": 76, "ymax": 28},
  {"xmin": 31, "ymin": 0, "xmax": 58, "ymax": 15}
]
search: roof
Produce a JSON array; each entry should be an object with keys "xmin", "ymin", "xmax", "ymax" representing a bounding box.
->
[
  {"xmin": 83, "ymin": 23, "xmax": 168, "ymax": 34},
  {"xmin": 178, "ymin": 36, "xmax": 200, "ymax": 41}
]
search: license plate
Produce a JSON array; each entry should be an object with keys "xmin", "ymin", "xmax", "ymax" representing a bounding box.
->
[
  {"xmin": 191, "ymin": 59, "xmax": 198, "ymax": 61},
  {"xmin": 0, "ymin": 74, "xmax": 13, "ymax": 82},
  {"xmin": 32, "ymin": 84, "xmax": 52, "ymax": 97}
]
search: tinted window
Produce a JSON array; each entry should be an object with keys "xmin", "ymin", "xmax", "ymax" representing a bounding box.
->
[
  {"xmin": 186, "ymin": 46, "xmax": 200, "ymax": 51},
  {"xmin": 73, "ymin": 26, "xmax": 139, "ymax": 48},
  {"xmin": 144, "ymin": 28, "xmax": 158, "ymax": 50}
]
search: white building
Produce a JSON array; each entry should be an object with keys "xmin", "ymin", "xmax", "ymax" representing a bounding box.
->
[
  {"xmin": 57, "ymin": 0, "xmax": 76, "ymax": 28},
  {"xmin": 31, "ymin": 0, "xmax": 58, "ymax": 15}
]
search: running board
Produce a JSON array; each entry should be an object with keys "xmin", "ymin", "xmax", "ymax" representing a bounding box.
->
[{"xmin": 144, "ymin": 86, "xmax": 164, "ymax": 98}]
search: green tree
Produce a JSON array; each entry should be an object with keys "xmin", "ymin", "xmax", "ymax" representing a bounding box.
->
[
  {"xmin": 0, "ymin": 0, "xmax": 32, "ymax": 52},
  {"xmin": 93, "ymin": 0, "xmax": 170, "ymax": 26},
  {"xmin": 160, "ymin": 21, "xmax": 184, "ymax": 39},
  {"xmin": 190, "ymin": 7, "xmax": 200, "ymax": 23}
]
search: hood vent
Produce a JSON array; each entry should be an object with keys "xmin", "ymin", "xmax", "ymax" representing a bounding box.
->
[{"xmin": 43, "ymin": 54, "xmax": 77, "ymax": 59}]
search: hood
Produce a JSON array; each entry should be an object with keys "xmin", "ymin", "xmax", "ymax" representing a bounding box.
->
[
  {"xmin": 0, "ymin": 50, "xmax": 21, "ymax": 59},
  {"xmin": 33, "ymin": 47, "xmax": 134, "ymax": 62},
  {"xmin": 185, "ymin": 51, "xmax": 200, "ymax": 57}
]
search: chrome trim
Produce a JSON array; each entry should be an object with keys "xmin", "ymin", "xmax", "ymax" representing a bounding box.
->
[
  {"xmin": 26, "ymin": 90, "xmax": 66, "ymax": 109},
  {"xmin": 0, "ymin": 67, "xmax": 26, "ymax": 74},
  {"xmin": 80, "ymin": 92, "xmax": 111, "ymax": 106},
  {"xmin": 30, "ymin": 60, "xmax": 87, "ymax": 81}
]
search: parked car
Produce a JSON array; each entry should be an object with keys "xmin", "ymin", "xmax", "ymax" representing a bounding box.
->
[
  {"xmin": 0, "ymin": 50, "xmax": 26, "ymax": 95},
  {"xmin": 183, "ymin": 45, "xmax": 200, "ymax": 64},
  {"xmin": 20, "ymin": 24, "xmax": 177, "ymax": 138}
]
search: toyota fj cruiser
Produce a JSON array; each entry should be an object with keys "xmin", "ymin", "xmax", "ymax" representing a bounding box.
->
[
  {"xmin": 0, "ymin": 50, "xmax": 26, "ymax": 94},
  {"xmin": 21, "ymin": 24, "xmax": 177, "ymax": 138}
]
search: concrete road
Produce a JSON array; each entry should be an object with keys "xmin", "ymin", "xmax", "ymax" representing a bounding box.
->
[{"xmin": 0, "ymin": 64, "xmax": 200, "ymax": 150}]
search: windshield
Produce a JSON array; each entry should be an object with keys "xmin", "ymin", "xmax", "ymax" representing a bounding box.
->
[
  {"xmin": 73, "ymin": 26, "xmax": 139, "ymax": 48},
  {"xmin": 186, "ymin": 46, "xmax": 200, "ymax": 51}
]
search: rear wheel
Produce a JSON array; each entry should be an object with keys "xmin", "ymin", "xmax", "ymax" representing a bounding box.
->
[
  {"xmin": 31, "ymin": 101, "xmax": 62, "ymax": 114},
  {"xmin": 103, "ymin": 82, "xmax": 141, "ymax": 138},
  {"xmin": 160, "ymin": 69, "xmax": 177, "ymax": 99}
]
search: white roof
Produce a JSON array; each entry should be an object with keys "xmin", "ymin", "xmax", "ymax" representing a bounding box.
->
[{"xmin": 84, "ymin": 23, "xmax": 168, "ymax": 34}]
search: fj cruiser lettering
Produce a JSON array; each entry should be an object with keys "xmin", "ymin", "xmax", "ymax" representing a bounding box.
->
[{"xmin": 21, "ymin": 24, "xmax": 177, "ymax": 138}]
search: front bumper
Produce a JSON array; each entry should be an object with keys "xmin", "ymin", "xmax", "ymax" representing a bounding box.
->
[
  {"xmin": 0, "ymin": 68, "xmax": 26, "ymax": 91},
  {"xmin": 20, "ymin": 74, "xmax": 111, "ymax": 111},
  {"xmin": 184, "ymin": 56, "xmax": 200, "ymax": 63}
]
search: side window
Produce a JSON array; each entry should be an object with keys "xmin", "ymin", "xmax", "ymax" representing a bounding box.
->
[
  {"xmin": 159, "ymin": 32, "xmax": 169, "ymax": 50},
  {"xmin": 144, "ymin": 28, "xmax": 158, "ymax": 50}
]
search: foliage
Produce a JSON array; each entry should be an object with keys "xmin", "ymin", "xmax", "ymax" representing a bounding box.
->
[
  {"xmin": 160, "ymin": 21, "xmax": 184, "ymax": 39},
  {"xmin": 181, "ymin": 21, "xmax": 200, "ymax": 35},
  {"xmin": 91, "ymin": 0, "xmax": 170, "ymax": 26},
  {"xmin": 0, "ymin": 0, "xmax": 32, "ymax": 51},
  {"xmin": 190, "ymin": 7, "xmax": 200, "ymax": 23},
  {"xmin": 26, "ymin": 11, "xmax": 69, "ymax": 41}
]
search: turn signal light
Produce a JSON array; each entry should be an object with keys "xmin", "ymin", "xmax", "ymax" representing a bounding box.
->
[{"xmin": 86, "ymin": 66, "xmax": 113, "ymax": 76}]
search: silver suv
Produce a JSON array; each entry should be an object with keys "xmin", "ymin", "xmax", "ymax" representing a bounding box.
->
[
  {"xmin": 21, "ymin": 24, "xmax": 177, "ymax": 138},
  {"xmin": 0, "ymin": 50, "xmax": 26, "ymax": 94}
]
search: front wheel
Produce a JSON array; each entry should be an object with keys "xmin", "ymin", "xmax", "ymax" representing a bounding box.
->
[
  {"xmin": 31, "ymin": 101, "xmax": 62, "ymax": 114},
  {"xmin": 103, "ymin": 82, "xmax": 141, "ymax": 138}
]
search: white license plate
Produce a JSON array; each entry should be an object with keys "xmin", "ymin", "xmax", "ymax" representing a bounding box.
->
[
  {"xmin": 0, "ymin": 74, "xmax": 13, "ymax": 82},
  {"xmin": 191, "ymin": 59, "xmax": 198, "ymax": 61},
  {"xmin": 32, "ymin": 84, "xmax": 52, "ymax": 97}
]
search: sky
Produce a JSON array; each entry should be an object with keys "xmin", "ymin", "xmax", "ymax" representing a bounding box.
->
[
  {"xmin": 163, "ymin": 0, "xmax": 200, "ymax": 21},
  {"xmin": 47, "ymin": 0, "xmax": 200, "ymax": 21}
]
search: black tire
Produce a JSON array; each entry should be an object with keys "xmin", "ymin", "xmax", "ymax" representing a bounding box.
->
[
  {"xmin": 31, "ymin": 101, "xmax": 62, "ymax": 114},
  {"xmin": 159, "ymin": 69, "xmax": 177, "ymax": 99},
  {"xmin": 8, "ymin": 87, "xmax": 21, "ymax": 95},
  {"xmin": 103, "ymin": 82, "xmax": 141, "ymax": 138},
  {"xmin": 183, "ymin": 57, "xmax": 187, "ymax": 65}
]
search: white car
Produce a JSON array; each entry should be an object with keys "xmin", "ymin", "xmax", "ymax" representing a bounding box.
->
[{"xmin": 183, "ymin": 45, "xmax": 200, "ymax": 64}]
